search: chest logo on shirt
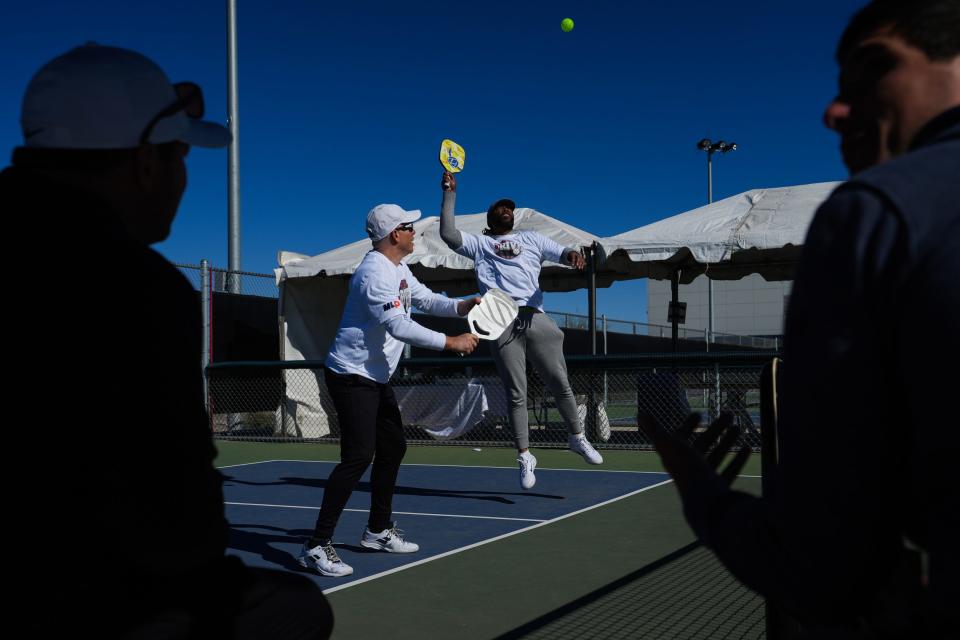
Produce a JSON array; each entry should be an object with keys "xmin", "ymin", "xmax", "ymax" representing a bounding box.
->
[
  {"xmin": 398, "ymin": 278, "xmax": 412, "ymax": 312},
  {"xmin": 494, "ymin": 240, "xmax": 522, "ymax": 259}
]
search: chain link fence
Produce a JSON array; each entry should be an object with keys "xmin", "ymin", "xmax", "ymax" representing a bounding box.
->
[
  {"xmin": 176, "ymin": 263, "xmax": 779, "ymax": 349},
  {"xmin": 176, "ymin": 263, "xmax": 279, "ymax": 299},
  {"xmin": 207, "ymin": 352, "xmax": 774, "ymax": 450}
]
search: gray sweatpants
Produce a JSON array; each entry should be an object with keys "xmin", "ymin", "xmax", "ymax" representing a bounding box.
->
[{"xmin": 490, "ymin": 309, "xmax": 582, "ymax": 450}]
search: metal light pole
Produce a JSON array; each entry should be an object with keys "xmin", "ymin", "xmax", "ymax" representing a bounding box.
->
[
  {"xmin": 696, "ymin": 138, "xmax": 737, "ymax": 350},
  {"xmin": 227, "ymin": 0, "xmax": 242, "ymax": 293}
]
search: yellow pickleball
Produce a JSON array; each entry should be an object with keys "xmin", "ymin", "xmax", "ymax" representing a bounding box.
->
[{"xmin": 561, "ymin": 18, "xmax": 574, "ymax": 32}]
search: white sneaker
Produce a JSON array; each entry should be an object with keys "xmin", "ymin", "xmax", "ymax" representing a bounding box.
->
[
  {"xmin": 360, "ymin": 522, "xmax": 419, "ymax": 553},
  {"xmin": 298, "ymin": 541, "xmax": 354, "ymax": 577},
  {"xmin": 569, "ymin": 433, "xmax": 603, "ymax": 465},
  {"xmin": 518, "ymin": 451, "xmax": 537, "ymax": 489}
]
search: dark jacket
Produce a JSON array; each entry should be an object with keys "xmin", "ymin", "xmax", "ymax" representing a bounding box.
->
[
  {"xmin": 3, "ymin": 164, "xmax": 234, "ymax": 631},
  {"xmin": 687, "ymin": 107, "xmax": 960, "ymax": 637}
]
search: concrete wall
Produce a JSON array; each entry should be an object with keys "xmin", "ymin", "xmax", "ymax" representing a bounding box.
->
[{"xmin": 647, "ymin": 274, "xmax": 792, "ymax": 337}]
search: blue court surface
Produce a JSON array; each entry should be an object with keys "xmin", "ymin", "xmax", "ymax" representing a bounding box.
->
[{"xmin": 222, "ymin": 460, "xmax": 670, "ymax": 590}]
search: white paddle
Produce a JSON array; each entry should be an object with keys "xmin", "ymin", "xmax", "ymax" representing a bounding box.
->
[{"xmin": 468, "ymin": 288, "xmax": 519, "ymax": 340}]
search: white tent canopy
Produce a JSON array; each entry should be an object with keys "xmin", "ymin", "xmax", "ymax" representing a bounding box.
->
[
  {"xmin": 273, "ymin": 208, "xmax": 601, "ymax": 439},
  {"xmin": 597, "ymin": 182, "xmax": 840, "ymax": 284},
  {"xmin": 271, "ymin": 183, "xmax": 840, "ymax": 436},
  {"xmin": 277, "ymin": 208, "xmax": 601, "ymax": 296}
]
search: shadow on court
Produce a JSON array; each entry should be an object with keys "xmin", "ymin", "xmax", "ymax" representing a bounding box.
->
[
  {"xmin": 222, "ymin": 475, "xmax": 566, "ymax": 503},
  {"xmin": 492, "ymin": 542, "xmax": 765, "ymax": 640},
  {"xmin": 228, "ymin": 523, "xmax": 311, "ymax": 573}
]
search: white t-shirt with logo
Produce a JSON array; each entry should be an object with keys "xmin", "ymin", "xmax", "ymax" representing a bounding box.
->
[
  {"xmin": 456, "ymin": 230, "xmax": 567, "ymax": 310},
  {"xmin": 326, "ymin": 250, "xmax": 454, "ymax": 383}
]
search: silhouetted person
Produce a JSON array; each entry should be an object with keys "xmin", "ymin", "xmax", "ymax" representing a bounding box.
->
[
  {"xmin": 640, "ymin": 1, "xmax": 959, "ymax": 637},
  {"xmin": 5, "ymin": 44, "xmax": 332, "ymax": 638}
]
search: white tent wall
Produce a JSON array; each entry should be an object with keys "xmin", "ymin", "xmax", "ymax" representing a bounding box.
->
[{"xmin": 276, "ymin": 276, "xmax": 349, "ymax": 438}]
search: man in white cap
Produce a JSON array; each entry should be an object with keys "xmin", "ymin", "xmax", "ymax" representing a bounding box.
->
[
  {"xmin": 298, "ymin": 204, "xmax": 480, "ymax": 578},
  {"xmin": 4, "ymin": 44, "xmax": 332, "ymax": 638}
]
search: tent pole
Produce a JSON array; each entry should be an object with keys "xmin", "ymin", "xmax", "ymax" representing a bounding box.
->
[
  {"xmin": 587, "ymin": 243, "xmax": 598, "ymax": 441},
  {"xmin": 671, "ymin": 270, "xmax": 680, "ymax": 353},
  {"xmin": 588, "ymin": 243, "xmax": 597, "ymax": 356}
]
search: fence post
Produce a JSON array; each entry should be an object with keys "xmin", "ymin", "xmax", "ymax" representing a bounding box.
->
[
  {"xmin": 714, "ymin": 362, "xmax": 722, "ymax": 419},
  {"xmin": 602, "ymin": 315, "xmax": 608, "ymax": 406},
  {"xmin": 200, "ymin": 259, "xmax": 212, "ymax": 417}
]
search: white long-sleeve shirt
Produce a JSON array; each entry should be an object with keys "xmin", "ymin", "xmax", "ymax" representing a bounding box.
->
[{"xmin": 325, "ymin": 250, "xmax": 459, "ymax": 383}]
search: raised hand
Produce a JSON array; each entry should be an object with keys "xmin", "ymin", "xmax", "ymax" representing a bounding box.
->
[
  {"xmin": 441, "ymin": 171, "xmax": 457, "ymax": 192},
  {"xmin": 638, "ymin": 411, "xmax": 752, "ymax": 495}
]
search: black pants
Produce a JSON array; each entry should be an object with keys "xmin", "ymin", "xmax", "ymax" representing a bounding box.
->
[{"xmin": 311, "ymin": 368, "xmax": 407, "ymax": 542}]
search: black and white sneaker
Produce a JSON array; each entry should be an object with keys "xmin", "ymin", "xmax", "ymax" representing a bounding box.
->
[
  {"xmin": 298, "ymin": 541, "xmax": 354, "ymax": 577},
  {"xmin": 360, "ymin": 522, "xmax": 419, "ymax": 553}
]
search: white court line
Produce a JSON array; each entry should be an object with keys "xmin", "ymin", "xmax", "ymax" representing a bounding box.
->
[
  {"xmin": 225, "ymin": 501, "xmax": 544, "ymax": 523},
  {"xmin": 218, "ymin": 460, "xmax": 283, "ymax": 469},
  {"xmin": 218, "ymin": 458, "xmax": 759, "ymax": 479},
  {"xmin": 321, "ymin": 478, "xmax": 675, "ymax": 595},
  {"xmin": 220, "ymin": 458, "xmax": 672, "ymax": 475}
]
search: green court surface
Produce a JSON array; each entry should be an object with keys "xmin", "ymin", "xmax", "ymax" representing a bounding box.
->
[
  {"xmin": 216, "ymin": 442, "xmax": 765, "ymax": 639},
  {"xmin": 215, "ymin": 441, "xmax": 762, "ymax": 476}
]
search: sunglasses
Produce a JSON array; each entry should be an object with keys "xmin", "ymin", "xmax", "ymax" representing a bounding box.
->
[
  {"xmin": 139, "ymin": 81, "xmax": 205, "ymax": 146},
  {"xmin": 395, "ymin": 223, "xmax": 415, "ymax": 233}
]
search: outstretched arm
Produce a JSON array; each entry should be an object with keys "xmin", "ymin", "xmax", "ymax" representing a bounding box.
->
[
  {"xmin": 439, "ymin": 171, "xmax": 463, "ymax": 250},
  {"xmin": 383, "ymin": 315, "xmax": 477, "ymax": 355}
]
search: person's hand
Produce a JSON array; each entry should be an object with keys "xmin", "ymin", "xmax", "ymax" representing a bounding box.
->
[
  {"xmin": 567, "ymin": 250, "xmax": 586, "ymax": 270},
  {"xmin": 445, "ymin": 332, "xmax": 479, "ymax": 355},
  {"xmin": 442, "ymin": 171, "xmax": 457, "ymax": 192},
  {"xmin": 638, "ymin": 411, "xmax": 751, "ymax": 496},
  {"xmin": 456, "ymin": 296, "xmax": 482, "ymax": 317}
]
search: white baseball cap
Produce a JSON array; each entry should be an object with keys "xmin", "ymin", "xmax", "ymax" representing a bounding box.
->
[
  {"xmin": 366, "ymin": 204, "xmax": 421, "ymax": 241},
  {"xmin": 20, "ymin": 43, "xmax": 230, "ymax": 149}
]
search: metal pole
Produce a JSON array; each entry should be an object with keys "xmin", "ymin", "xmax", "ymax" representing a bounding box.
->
[
  {"xmin": 671, "ymin": 271, "xmax": 679, "ymax": 353},
  {"xmin": 602, "ymin": 314, "xmax": 608, "ymax": 355},
  {"xmin": 707, "ymin": 151, "xmax": 713, "ymax": 352},
  {"xmin": 200, "ymin": 259, "xmax": 212, "ymax": 415},
  {"xmin": 707, "ymin": 150, "xmax": 713, "ymax": 203},
  {"xmin": 587, "ymin": 244, "xmax": 598, "ymax": 440},
  {"xmin": 602, "ymin": 314, "xmax": 608, "ymax": 406},
  {"xmin": 227, "ymin": 0, "xmax": 242, "ymax": 294},
  {"xmin": 588, "ymin": 244, "xmax": 597, "ymax": 356}
]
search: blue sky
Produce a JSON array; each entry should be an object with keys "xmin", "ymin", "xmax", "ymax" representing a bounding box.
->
[{"xmin": 1, "ymin": 0, "xmax": 862, "ymax": 322}]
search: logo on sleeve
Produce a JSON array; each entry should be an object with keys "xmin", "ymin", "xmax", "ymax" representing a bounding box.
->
[
  {"xmin": 494, "ymin": 240, "xmax": 522, "ymax": 258},
  {"xmin": 382, "ymin": 299, "xmax": 401, "ymax": 311}
]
